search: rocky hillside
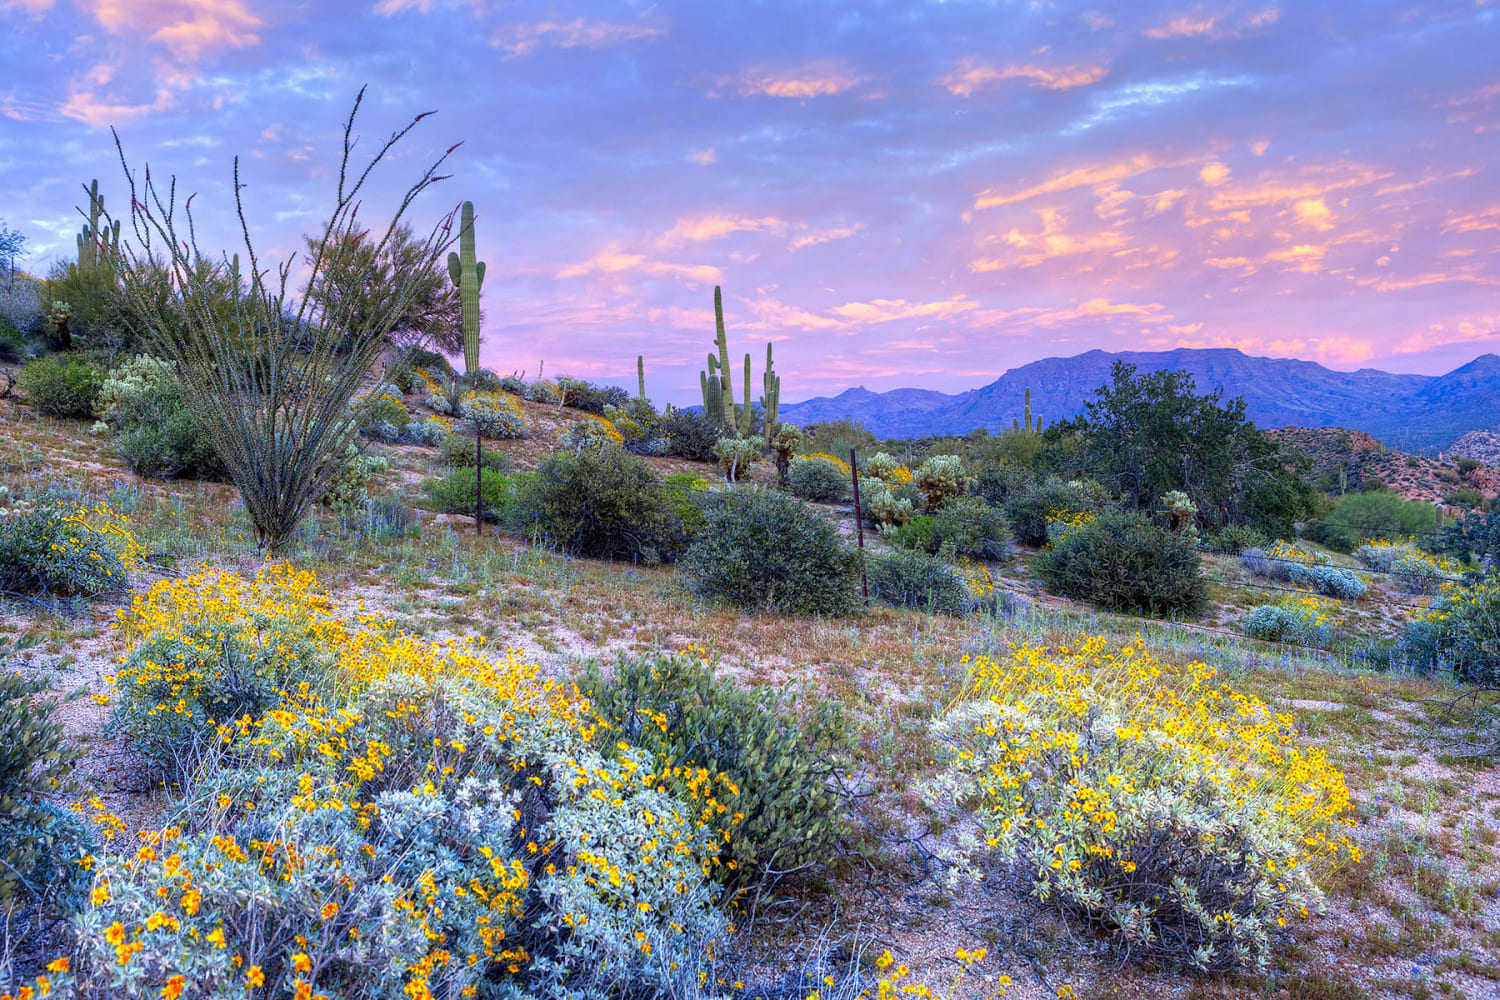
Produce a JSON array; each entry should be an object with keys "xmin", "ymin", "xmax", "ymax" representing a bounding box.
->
[
  {"xmin": 1268, "ymin": 426, "xmax": 1498, "ymax": 505},
  {"xmin": 1448, "ymin": 429, "xmax": 1500, "ymax": 468}
]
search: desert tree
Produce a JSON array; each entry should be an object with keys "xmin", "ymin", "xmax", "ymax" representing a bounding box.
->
[{"xmin": 106, "ymin": 87, "xmax": 461, "ymax": 553}]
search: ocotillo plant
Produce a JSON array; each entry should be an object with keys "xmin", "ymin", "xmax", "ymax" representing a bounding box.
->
[
  {"xmin": 447, "ymin": 200, "xmax": 485, "ymax": 378},
  {"xmin": 76, "ymin": 178, "xmax": 120, "ymax": 273},
  {"xmin": 761, "ymin": 342, "xmax": 781, "ymax": 449}
]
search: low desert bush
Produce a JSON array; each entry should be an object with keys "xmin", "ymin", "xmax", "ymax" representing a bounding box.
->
[
  {"xmin": 557, "ymin": 376, "xmax": 630, "ymax": 414},
  {"xmin": 557, "ymin": 413, "xmax": 625, "ymax": 453},
  {"xmin": 1394, "ymin": 580, "xmax": 1500, "ymax": 683},
  {"xmin": 930, "ymin": 495, "xmax": 1010, "ymax": 560},
  {"xmin": 660, "ymin": 407, "xmax": 721, "ymax": 462},
  {"xmin": 1240, "ymin": 596, "xmax": 1336, "ymax": 647},
  {"xmin": 437, "ymin": 433, "xmax": 513, "ymax": 472},
  {"xmin": 787, "ymin": 454, "xmax": 848, "ymax": 502},
  {"xmin": 19, "ymin": 354, "xmax": 103, "ymax": 417},
  {"xmin": 1208, "ymin": 524, "xmax": 1268, "ymax": 554},
  {"xmin": 510, "ymin": 448, "xmax": 679, "ymax": 563},
  {"xmin": 1035, "ymin": 510, "xmax": 1207, "ymax": 616},
  {"xmin": 1303, "ymin": 492, "xmax": 1441, "ymax": 552},
  {"xmin": 316, "ymin": 446, "xmax": 389, "ymax": 514},
  {"xmin": 422, "ymin": 467, "xmax": 517, "ymax": 523},
  {"xmin": 0, "ymin": 498, "xmax": 138, "ymax": 597},
  {"xmin": 866, "ymin": 548, "xmax": 972, "ymax": 616},
  {"xmin": 524, "ymin": 378, "xmax": 560, "ymax": 403},
  {"xmin": 459, "ymin": 390, "xmax": 529, "ymax": 439},
  {"xmin": 96, "ymin": 355, "xmax": 225, "ymax": 480},
  {"xmin": 1353, "ymin": 539, "xmax": 1417, "ymax": 573},
  {"xmin": 577, "ymin": 652, "xmax": 851, "ymax": 892},
  {"xmin": 682, "ymin": 487, "xmax": 860, "ymax": 615},
  {"xmin": 929, "ymin": 637, "xmax": 1360, "ymax": 971},
  {"xmin": 1286, "ymin": 562, "xmax": 1367, "ymax": 601}
]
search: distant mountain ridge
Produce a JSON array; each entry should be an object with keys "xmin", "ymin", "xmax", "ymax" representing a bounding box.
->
[{"xmin": 778, "ymin": 348, "xmax": 1500, "ymax": 453}]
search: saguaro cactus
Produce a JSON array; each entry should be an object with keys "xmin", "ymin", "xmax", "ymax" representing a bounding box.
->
[
  {"xmin": 76, "ymin": 178, "xmax": 120, "ymax": 274},
  {"xmin": 637, "ymin": 355, "xmax": 646, "ymax": 399},
  {"xmin": 446, "ymin": 200, "xmax": 486, "ymax": 377},
  {"xmin": 761, "ymin": 342, "xmax": 781, "ymax": 448},
  {"xmin": 698, "ymin": 286, "xmax": 759, "ymax": 436}
]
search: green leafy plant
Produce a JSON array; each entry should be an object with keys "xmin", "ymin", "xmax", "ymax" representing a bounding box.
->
[
  {"xmin": 437, "ymin": 434, "xmax": 512, "ymax": 472},
  {"xmin": 1034, "ymin": 510, "xmax": 1207, "ymax": 616},
  {"xmin": 422, "ymin": 467, "xmax": 516, "ymax": 523},
  {"xmin": 510, "ymin": 448, "xmax": 679, "ymax": 563},
  {"xmin": 866, "ymin": 548, "xmax": 971, "ymax": 616},
  {"xmin": 19, "ymin": 355, "xmax": 103, "ymax": 417},
  {"xmin": 787, "ymin": 455, "xmax": 848, "ymax": 502},
  {"xmin": 0, "ymin": 499, "xmax": 134, "ymax": 597},
  {"xmin": 577, "ymin": 652, "xmax": 851, "ymax": 893},
  {"xmin": 682, "ymin": 487, "xmax": 860, "ymax": 615},
  {"xmin": 1003, "ymin": 477, "xmax": 1105, "ymax": 547}
]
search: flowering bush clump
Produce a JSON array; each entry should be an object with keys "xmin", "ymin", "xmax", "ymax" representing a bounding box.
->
[
  {"xmin": 1286, "ymin": 562, "xmax": 1367, "ymax": 601},
  {"xmin": 0, "ymin": 498, "xmax": 140, "ymax": 597},
  {"xmin": 1395, "ymin": 580, "xmax": 1500, "ymax": 683},
  {"xmin": 1239, "ymin": 541, "xmax": 1315, "ymax": 582},
  {"xmin": 354, "ymin": 391, "xmax": 410, "ymax": 441},
  {"xmin": 1240, "ymin": 596, "xmax": 1336, "ymax": 647},
  {"xmin": 70, "ymin": 567, "xmax": 733, "ymax": 1000},
  {"xmin": 1353, "ymin": 539, "xmax": 1418, "ymax": 573},
  {"xmin": 1388, "ymin": 551, "xmax": 1460, "ymax": 595},
  {"xmin": 1003, "ymin": 478, "xmax": 1105, "ymax": 547},
  {"xmin": 558, "ymin": 413, "xmax": 624, "ymax": 453},
  {"xmin": 929, "ymin": 637, "xmax": 1360, "ymax": 971},
  {"xmin": 459, "ymin": 391, "xmax": 529, "ymax": 439}
]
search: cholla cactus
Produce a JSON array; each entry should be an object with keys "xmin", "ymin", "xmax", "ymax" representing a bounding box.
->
[
  {"xmin": 769, "ymin": 421, "xmax": 803, "ymax": 486},
  {"xmin": 861, "ymin": 476, "xmax": 914, "ymax": 527},
  {"xmin": 866, "ymin": 452, "xmax": 900, "ymax": 481},
  {"xmin": 915, "ymin": 454, "xmax": 967, "ymax": 512},
  {"xmin": 713, "ymin": 435, "xmax": 760, "ymax": 482}
]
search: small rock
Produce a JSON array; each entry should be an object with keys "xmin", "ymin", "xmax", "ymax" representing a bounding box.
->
[{"xmin": 1277, "ymin": 990, "xmax": 1291, "ymax": 1000}]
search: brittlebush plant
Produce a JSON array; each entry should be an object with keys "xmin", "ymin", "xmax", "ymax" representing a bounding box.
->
[
  {"xmin": 928, "ymin": 637, "xmax": 1360, "ymax": 972},
  {"xmin": 74, "ymin": 566, "xmax": 734, "ymax": 1000}
]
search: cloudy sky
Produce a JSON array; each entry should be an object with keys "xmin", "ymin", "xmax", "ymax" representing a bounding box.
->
[{"xmin": 2, "ymin": 0, "xmax": 1497, "ymax": 403}]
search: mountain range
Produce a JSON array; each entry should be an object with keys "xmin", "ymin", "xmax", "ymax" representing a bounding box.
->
[{"xmin": 777, "ymin": 348, "xmax": 1500, "ymax": 453}]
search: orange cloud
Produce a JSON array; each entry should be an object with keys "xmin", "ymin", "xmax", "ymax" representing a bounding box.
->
[
  {"xmin": 60, "ymin": 87, "xmax": 176, "ymax": 125},
  {"xmin": 1266, "ymin": 244, "xmax": 1327, "ymax": 272},
  {"xmin": 556, "ymin": 251, "xmax": 719, "ymax": 284},
  {"xmin": 1202, "ymin": 161, "xmax": 1388, "ymax": 214},
  {"xmin": 829, "ymin": 296, "xmax": 979, "ymax": 324},
  {"xmin": 491, "ymin": 19, "xmax": 664, "ymax": 56},
  {"xmin": 658, "ymin": 215, "xmax": 784, "ymax": 245},
  {"xmin": 742, "ymin": 292, "xmax": 848, "ymax": 332},
  {"xmin": 87, "ymin": 0, "xmax": 262, "ymax": 60},
  {"xmin": 1443, "ymin": 205, "xmax": 1500, "ymax": 233},
  {"xmin": 972, "ymin": 207, "xmax": 1125, "ymax": 270},
  {"xmin": 940, "ymin": 57, "xmax": 1108, "ymax": 96},
  {"xmin": 973, "ymin": 153, "xmax": 1161, "ymax": 210},
  {"xmin": 690, "ymin": 147, "xmax": 716, "ymax": 165},
  {"xmin": 788, "ymin": 223, "xmax": 865, "ymax": 251},
  {"xmin": 1294, "ymin": 198, "xmax": 1334, "ymax": 230},
  {"xmin": 1395, "ymin": 315, "xmax": 1500, "ymax": 354},
  {"xmin": 1199, "ymin": 162, "xmax": 1232, "ymax": 186},
  {"xmin": 739, "ymin": 63, "xmax": 861, "ymax": 98}
]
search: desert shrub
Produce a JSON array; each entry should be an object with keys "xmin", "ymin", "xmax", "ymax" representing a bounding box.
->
[
  {"xmin": 458, "ymin": 390, "xmax": 529, "ymax": 439},
  {"xmin": 1003, "ymin": 477, "xmax": 1104, "ymax": 546},
  {"xmin": 1287, "ymin": 562, "xmax": 1367, "ymax": 600},
  {"xmin": 1239, "ymin": 541, "xmax": 1318, "ymax": 582},
  {"xmin": 0, "ymin": 317, "xmax": 27, "ymax": 361},
  {"xmin": 1354, "ymin": 540, "xmax": 1418, "ymax": 573},
  {"xmin": 867, "ymin": 548, "xmax": 972, "ymax": 616},
  {"xmin": 971, "ymin": 464, "xmax": 1032, "ymax": 506},
  {"xmin": 1240, "ymin": 597, "xmax": 1336, "ymax": 647},
  {"xmin": 0, "ymin": 498, "xmax": 137, "ymax": 597},
  {"xmin": 577, "ymin": 652, "xmax": 851, "ymax": 892},
  {"xmin": 498, "ymin": 374, "xmax": 526, "ymax": 395},
  {"xmin": 1035, "ymin": 510, "xmax": 1207, "ymax": 616},
  {"xmin": 511, "ymin": 448, "xmax": 675, "ymax": 563},
  {"xmin": 19, "ymin": 354, "xmax": 103, "ymax": 417},
  {"xmin": 317, "ymin": 447, "xmax": 389, "ymax": 514},
  {"xmin": 116, "ymin": 409, "xmax": 226, "ymax": 480},
  {"xmin": 930, "ymin": 495, "xmax": 1010, "ymax": 560},
  {"xmin": 1432, "ymin": 510, "xmax": 1500, "ymax": 565},
  {"xmin": 0, "ymin": 273, "xmax": 44, "ymax": 338},
  {"xmin": 557, "ymin": 376, "xmax": 630, "ymax": 414},
  {"xmin": 354, "ymin": 394, "xmax": 410, "ymax": 439},
  {"xmin": 683, "ymin": 487, "xmax": 860, "ymax": 615},
  {"xmin": 525, "ymin": 378, "xmax": 560, "ymax": 403},
  {"xmin": 422, "ymin": 467, "xmax": 517, "ymax": 523},
  {"xmin": 468, "ymin": 367, "xmax": 502, "ymax": 392},
  {"xmin": 1394, "ymin": 580, "xmax": 1500, "ymax": 683},
  {"xmin": 661, "ymin": 407, "xmax": 721, "ymax": 462},
  {"xmin": 558, "ymin": 413, "xmax": 625, "ymax": 453},
  {"xmin": 94, "ymin": 354, "xmax": 176, "ymax": 428},
  {"xmin": 423, "ymin": 390, "xmax": 454, "ymax": 415},
  {"xmin": 914, "ymin": 454, "xmax": 967, "ymax": 511},
  {"xmin": 713, "ymin": 436, "xmax": 761, "ymax": 481},
  {"xmin": 929, "ymin": 638, "xmax": 1360, "ymax": 972},
  {"xmin": 0, "ymin": 636, "xmax": 95, "ymax": 924},
  {"xmin": 787, "ymin": 455, "xmax": 848, "ymax": 502},
  {"xmin": 397, "ymin": 413, "xmax": 450, "ymax": 447},
  {"xmin": 340, "ymin": 496, "xmax": 416, "ymax": 541},
  {"xmin": 438, "ymin": 433, "xmax": 513, "ymax": 472},
  {"xmin": 1446, "ymin": 486, "xmax": 1485, "ymax": 509},
  {"xmin": 72, "ymin": 568, "xmax": 729, "ymax": 1000},
  {"xmin": 1208, "ymin": 524, "xmax": 1268, "ymax": 554},
  {"xmin": 1389, "ymin": 552, "xmax": 1460, "ymax": 595}
]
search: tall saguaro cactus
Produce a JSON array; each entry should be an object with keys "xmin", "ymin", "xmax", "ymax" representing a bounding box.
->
[
  {"xmin": 447, "ymin": 200, "xmax": 486, "ymax": 377},
  {"xmin": 77, "ymin": 178, "xmax": 120, "ymax": 274},
  {"xmin": 699, "ymin": 285, "xmax": 758, "ymax": 436},
  {"xmin": 637, "ymin": 355, "xmax": 647, "ymax": 399},
  {"xmin": 761, "ymin": 342, "xmax": 781, "ymax": 448}
]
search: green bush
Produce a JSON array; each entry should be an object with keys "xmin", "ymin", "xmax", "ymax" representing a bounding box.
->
[
  {"xmin": 459, "ymin": 391, "xmax": 529, "ymax": 439},
  {"xmin": 422, "ymin": 467, "xmax": 516, "ymax": 523},
  {"xmin": 1286, "ymin": 562, "xmax": 1367, "ymax": 601},
  {"xmin": 1240, "ymin": 602, "xmax": 1334, "ymax": 647},
  {"xmin": 1445, "ymin": 486, "xmax": 1484, "ymax": 509},
  {"xmin": 929, "ymin": 495, "xmax": 1010, "ymax": 560},
  {"xmin": 556, "ymin": 376, "xmax": 630, "ymax": 414},
  {"xmin": 1, "ymin": 636, "xmax": 94, "ymax": 918},
  {"xmin": 0, "ymin": 500, "xmax": 131, "ymax": 597},
  {"xmin": 1303, "ymin": 492, "xmax": 1440, "ymax": 552},
  {"xmin": 787, "ymin": 455, "xmax": 848, "ymax": 502},
  {"xmin": 1208, "ymin": 524, "xmax": 1268, "ymax": 554},
  {"xmin": 19, "ymin": 354, "xmax": 103, "ymax": 417},
  {"xmin": 438, "ymin": 433, "xmax": 513, "ymax": 472},
  {"xmin": 0, "ymin": 316, "xmax": 25, "ymax": 361},
  {"xmin": 1035, "ymin": 510, "xmax": 1207, "ymax": 616},
  {"xmin": 1389, "ymin": 553, "xmax": 1458, "ymax": 595},
  {"xmin": 682, "ymin": 487, "xmax": 860, "ymax": 615},
  {"xmin": 116, "ymin": 408, "xmax": 225, "ymax": 480},
  {"xmin": 867, "ymin": 548, "xmax": 971, "ymax": 616},
  {"xmin": 510, "ymin": 448, "xmax": 678, "ymax": 562},
  {"xmin": 1003, "ymin": 477, "xmax": 1104, "ymax": 546},
  {"xmin": 577, "ymin": 652, "xmax": 851, "ymax": 891},
  {"xmin": 661, "ymin": 407, "xmax": 721, "ymax": 462}
]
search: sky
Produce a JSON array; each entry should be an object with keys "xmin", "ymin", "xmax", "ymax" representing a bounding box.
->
[{"xmin": 1, "ymin": 0, "xmax": 1498, "ymax": 405}]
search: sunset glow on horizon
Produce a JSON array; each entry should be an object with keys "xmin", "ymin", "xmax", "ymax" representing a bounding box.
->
[{"xmin": 2, "ymin": 0, "xmax": 1497, "ymax": 403}]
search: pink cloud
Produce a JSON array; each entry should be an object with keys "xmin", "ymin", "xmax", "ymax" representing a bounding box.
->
[
  {"xmin": 940, "ymin": 57, "xmax": 1108, "ymax": 96},
  {"xmin": 491, "ymin": 18, "xmax": 664, "ymax": 57},
  {"xmin": 738, "ymin": 63, "xmax": 861, "ymax": 98}
]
